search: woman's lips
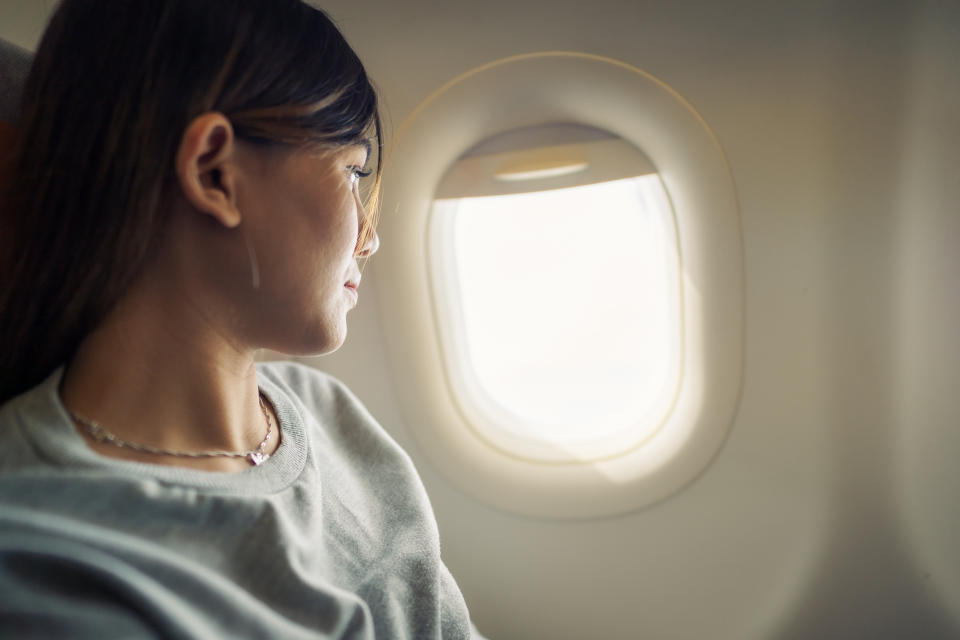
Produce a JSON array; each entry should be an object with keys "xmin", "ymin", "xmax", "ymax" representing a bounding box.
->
[{"xmin": 344, "ymin": 281, "xmax": 359, "ymax": 302}]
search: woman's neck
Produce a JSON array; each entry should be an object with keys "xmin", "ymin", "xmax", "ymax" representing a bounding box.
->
[{"xmin": 59, "ymin": 272, "xmax": 280, "ymax": 473}]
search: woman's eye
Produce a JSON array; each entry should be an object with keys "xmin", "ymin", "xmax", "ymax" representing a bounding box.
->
[{"xmin": 348, "ymin": 166, "xmax": 372, "ymax": 186}]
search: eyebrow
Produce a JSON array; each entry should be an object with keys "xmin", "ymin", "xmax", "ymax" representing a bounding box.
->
[{"xmin": 362, "ymin": 139, "xmax": 372, "ymax": 165}]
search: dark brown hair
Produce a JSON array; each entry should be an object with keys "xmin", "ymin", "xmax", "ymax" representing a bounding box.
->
[{"xmin": 0, "ymin": 0, "xmax": 382, "ymax": 403}]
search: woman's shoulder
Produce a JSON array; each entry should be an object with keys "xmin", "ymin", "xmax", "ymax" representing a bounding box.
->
[
  {"xmin": 256, "ymin": 359, "xmax": 407, "ymax": 464},
  {"xmin": 0, "ymin": 368, "xmax": 64, "ymax": 472},
  {"xmin": 257, "ymin": 359, "xmax": 344, "ymax": 393},
  {"xmin": 256, "ymin": 359, "xmax": 367, "ymax": 419}
]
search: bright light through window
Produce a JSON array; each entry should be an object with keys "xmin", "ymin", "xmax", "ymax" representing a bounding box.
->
[{"xmin": 434, "ymin": 174, "xmax": 680, "ymax": 448}]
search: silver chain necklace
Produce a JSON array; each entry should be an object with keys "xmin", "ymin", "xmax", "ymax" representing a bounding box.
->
[{"xmin": 68, "ymin": 394, "xmax": 275, "ymax": 466}]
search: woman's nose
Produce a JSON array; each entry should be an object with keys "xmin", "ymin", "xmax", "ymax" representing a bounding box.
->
[
  {"xmin": 356, "ymin": 228, "xmax": 380, "ymax": 257},
  {"xmin": 354, "ymin": 193, "xmax": 380, "ymax": 257}
]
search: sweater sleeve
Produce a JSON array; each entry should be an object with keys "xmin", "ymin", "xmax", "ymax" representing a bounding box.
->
[{"xmin": 0, "ymin": 533, "xmax": 161, "ymax": 639}]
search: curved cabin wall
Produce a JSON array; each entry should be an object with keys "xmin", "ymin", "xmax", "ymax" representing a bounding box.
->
[
  {"xmin": 1, "ymin": 0, "xmax": 957, "ymax": 638},
  {"xmin": 319, "ymin": 1, "xmax": 960, "ymax": 637},
  {"xmin": 895, "ymin": 0, "xmax": 960, "ymax": 631}
]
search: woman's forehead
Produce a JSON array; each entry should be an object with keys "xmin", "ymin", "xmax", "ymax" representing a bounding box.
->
[{"xmin": 334, "ymin": 140, "xmax": 371, "ymax": 161}]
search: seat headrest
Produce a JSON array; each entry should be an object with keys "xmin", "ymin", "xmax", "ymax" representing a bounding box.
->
[
  {"xmin": 0, "ymin": 38, "xmax": 32, "ymax": 124},
  {"xmin": 1, "ymin": 38, "xmax": 31, "ymax": 193}
]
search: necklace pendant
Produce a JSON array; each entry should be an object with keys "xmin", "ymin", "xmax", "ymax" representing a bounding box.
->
[
  {"xmin": 89, "ymin": 424, "xmax": 108, "ymax": 443},
  {"xmin": 248, "ymin": 451, "xmax": 267, "ymax": 466}
]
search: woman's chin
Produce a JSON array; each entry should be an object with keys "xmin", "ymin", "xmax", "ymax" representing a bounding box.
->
[
  {"xmin": 297, "ymin": 321, "xmax": 348, "ymax": 357},
  {"xmin": 254, "ymin": 302, "xmax": 351, "ymax": 357}
]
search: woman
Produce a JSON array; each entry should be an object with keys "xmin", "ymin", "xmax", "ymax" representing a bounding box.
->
[{"xmin": 0, "ymin": 0, "xmax": 475, "ymax": 637}]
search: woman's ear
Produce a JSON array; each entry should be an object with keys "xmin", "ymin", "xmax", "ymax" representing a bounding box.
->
[{"xmin": 175, "ymin": 112, "xmax": 242, "ymax": 228}]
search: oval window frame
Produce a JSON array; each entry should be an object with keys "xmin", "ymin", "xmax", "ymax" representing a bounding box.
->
[{"xmin": 373, "ymin": 52, "xmax": 743, "ymax": 518}]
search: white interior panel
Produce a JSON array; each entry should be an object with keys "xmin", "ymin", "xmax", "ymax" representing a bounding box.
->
[{"xmin": 895, "ymin": 0, "xmax": 960, "ymax": 631}]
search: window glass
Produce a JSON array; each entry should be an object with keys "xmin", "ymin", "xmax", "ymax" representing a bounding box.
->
[
  {"xmin": 442, "ymin": 175, "xmax": 678, "ymax": 446},
  {"xmin": 430, "ymin": 128, "xmax": 681, "ymax": 455}
]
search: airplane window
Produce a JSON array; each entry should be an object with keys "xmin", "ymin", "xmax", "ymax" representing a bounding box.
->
[
  {"xmin": 428, "ymin": 125, "xmax": 681, "ymax": 461},
  {"xmin": 373, "ymin": 52, "xmax": 742, "ymax": 517}
]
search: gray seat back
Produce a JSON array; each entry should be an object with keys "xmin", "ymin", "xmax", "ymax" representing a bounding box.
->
[{"xmin": 0, "ymin": 39, "xmax": 32, "ymax": 123}]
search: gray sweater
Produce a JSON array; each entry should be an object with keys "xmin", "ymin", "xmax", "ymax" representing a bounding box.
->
[{"xmin": 0, "ymin": 361, "xmax": 472, "ymax": 639}]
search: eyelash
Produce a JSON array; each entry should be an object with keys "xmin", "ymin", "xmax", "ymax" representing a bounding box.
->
[{"xmin": 348, "ymin": 166, "xmax": 372, "ymax": 186}]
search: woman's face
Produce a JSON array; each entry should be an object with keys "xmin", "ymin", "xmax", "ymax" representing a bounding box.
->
[{"xmin": 227, "ymin": 140, "xmax": 377, "ymax": 355}]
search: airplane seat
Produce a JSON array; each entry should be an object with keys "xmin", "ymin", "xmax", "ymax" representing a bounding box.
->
[
  {"xmin": 0, "ymin": 38, "xmax": 30, "ymax": 159},
  {"xmin": 0, "ymin": 38, "xmax": 30, "ymax": 122}
]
